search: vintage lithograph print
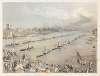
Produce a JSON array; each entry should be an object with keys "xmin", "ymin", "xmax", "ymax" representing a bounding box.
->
[{"xmin": 3, "ymin": 2, "xmax": 97, "ymax": 73}]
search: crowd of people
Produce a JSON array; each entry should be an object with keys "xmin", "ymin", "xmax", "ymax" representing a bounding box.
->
[{"xmin": 3, "ymin": 48, "xmax": 96, "ymax": 73}]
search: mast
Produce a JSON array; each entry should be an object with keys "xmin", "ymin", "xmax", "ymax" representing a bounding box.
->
[{"xmin": 76, "ymin": 50, "xmax": 82, "ymax": 64}]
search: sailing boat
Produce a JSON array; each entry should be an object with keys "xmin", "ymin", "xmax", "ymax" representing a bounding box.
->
[
  {"xmin": 42, "ymin": 48, "xmax": 47, "ymax": 55},
  {"xmin": 76, "ymin": 51, "xmax": 82, "ymax": 64},
  {"xmin": 56, "ymin": 42, "xmax": 62, "ymax": 49}
]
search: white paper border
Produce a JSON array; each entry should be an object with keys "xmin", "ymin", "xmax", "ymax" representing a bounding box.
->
[{"xmin": 0, "ymin": 0, "xmax": 99, "ymax": 76}]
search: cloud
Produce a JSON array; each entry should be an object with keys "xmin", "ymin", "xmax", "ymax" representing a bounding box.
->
[{"xmin": 3, "ymin": 2, "xmax": 96, "ymax": 28}]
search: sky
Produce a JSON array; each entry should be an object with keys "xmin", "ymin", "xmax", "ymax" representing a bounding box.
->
[{"xmin": 3, "ymin": 2, "xmax": 97, "ymax": 28}]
